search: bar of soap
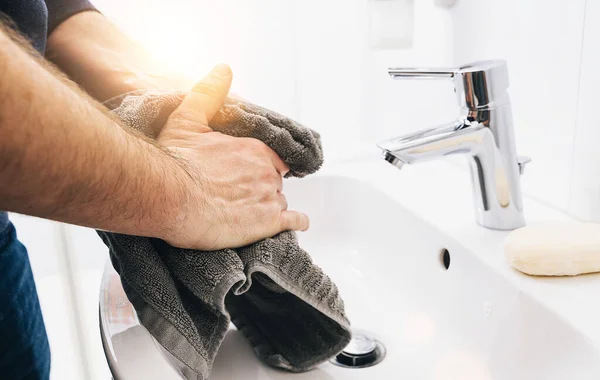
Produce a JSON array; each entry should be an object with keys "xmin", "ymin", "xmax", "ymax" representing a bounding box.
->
[{"xmin": 504, "ymin": 222, "xmax": 600, "ymax": 276}]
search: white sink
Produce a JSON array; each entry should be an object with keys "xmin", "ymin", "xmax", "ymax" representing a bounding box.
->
[{"xmin": 100, "ymin": 156, "xmax": 600, "ymax": 380}]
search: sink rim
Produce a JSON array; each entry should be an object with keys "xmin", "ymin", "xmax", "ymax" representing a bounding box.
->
[
  {"xmin": 314, "ymin": 155, "xmax": 600, "ymax": 352},
  {"xmin": 98, "ymin": 154, "xmax": 600, "ymax": 379}
]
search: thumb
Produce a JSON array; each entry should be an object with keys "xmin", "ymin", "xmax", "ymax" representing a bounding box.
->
[{"xmin": 172, "ymin": 64, "xmax": 233, "ymax": 129}]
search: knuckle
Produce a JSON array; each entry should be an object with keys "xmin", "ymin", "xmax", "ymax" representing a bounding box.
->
[
  {"xmin": 261, "ymin": 183, "xmax": 276, "ymax": 199},
  {"xmin": 169, "ymin": 109, "xmax": 209, "ymax": 129},
  {"xmin": 259, "ymin": 171, "xmax": 272, "ymax": 185},
  {"xmin": 261, "ymin": 168, "xmax": 278, "ymax": 182},
  {"xmin": 262, "ymin": 144, "xmax": 277, "ymax": 157},
  {"xmin": 270, "ymin": 174, "xmax": 282, "ymax": 189},
  {"xmin": 295, "ymin": 212, "xmax": 304, "ymax": 226},
  {"xmin": 248, "ymin": 138, "xmax": 269, "ymax": 152},
  {"xmin": 275, "ymin": 175, "xmax": 284, "ymax": 188},
  {"xmin": 191, "ymin": 81, "xmax": 220, "ymax": 98},
  {"xmin": 284, "ymin": 212, "xmax": 299, "ymax": 228},
  {"xmin": 279, "ymin": 195, "xmax": 288, "ymax": 210},
  {"xmin": 260, "ymin": 202, "xmax": 277, "ymax": 221},
  {"xmin": 240, "ymin": 138, "xmax": 255, "ymax": 149},
  {"xmin": 243, "ymin": 141, "xmax": 268, "ymax": 160}
]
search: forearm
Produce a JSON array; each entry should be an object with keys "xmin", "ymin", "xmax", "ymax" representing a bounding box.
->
[
  {"xmin": 46, "ymin": 11, "xmax": 193, "ymax": 102},
  {"xmin": 0, "ymin": 26, "xmax": 185, "ymax": 238}
]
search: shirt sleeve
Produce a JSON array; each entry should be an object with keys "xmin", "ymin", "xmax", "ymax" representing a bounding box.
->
[{"xmin": 45, "ymin": 0, "xmax": 98, "ymax": 34}]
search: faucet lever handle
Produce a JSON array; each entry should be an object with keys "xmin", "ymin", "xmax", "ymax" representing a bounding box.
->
[
  {"xmin": 388, "ymin": 60, "xmax": 506, "ymax": 80},
  {"xmin": 388, "ymin": 59, "xmax": 510, "ymax": 109},
  {"xmin": 388, "ymin": 68, "xmax": 456, "ymax": 80}
]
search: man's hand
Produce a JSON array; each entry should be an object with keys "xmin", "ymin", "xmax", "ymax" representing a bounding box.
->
[
  {"xmin": 159, "ymin": 64, "xmax": 309, "ymax": 250},
  {"xmin": 0, "ymin": 27, "xmax": 307, "ymax": 250}
]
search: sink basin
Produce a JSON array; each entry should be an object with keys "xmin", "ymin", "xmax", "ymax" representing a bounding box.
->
[{"xmin": 100, "ymin": 157, "xmax": 600, "ymax": 380}]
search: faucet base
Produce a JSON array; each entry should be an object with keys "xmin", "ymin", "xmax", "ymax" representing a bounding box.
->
[{"xmin": 476, "ymin": 214, "xmax": 526, "ymax": 231}]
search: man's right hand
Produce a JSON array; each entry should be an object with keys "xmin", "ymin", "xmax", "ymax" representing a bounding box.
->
[{"xmin": 158, "ymin": 64, "xmax": 310, "ymax": 250}]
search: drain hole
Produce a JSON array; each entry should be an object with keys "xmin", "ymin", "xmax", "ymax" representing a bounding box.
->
[
  {"xmin": 440, "ymin": 249, "xmax": 450, "ymax": 270},
  {"xmin": 330, "ymin": 331, "xmax": 385, "ymax": 369}
]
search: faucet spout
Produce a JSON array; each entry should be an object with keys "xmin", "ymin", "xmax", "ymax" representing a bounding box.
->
[
  {"xmin": 378, "ymin": 115, "xmax": 525, "ymax": 230},
  {"xmin": 380, "ymin": 119, "xmax": 528, "ymax": 233},
  {"xmin": 377, "ymin": 118, "xmax": 484, "ymax": 166}
]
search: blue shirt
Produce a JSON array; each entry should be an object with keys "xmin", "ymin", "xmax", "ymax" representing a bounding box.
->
[{"xmin": 0, "ymin": 0, "xmax": 96, "ymax": 230}]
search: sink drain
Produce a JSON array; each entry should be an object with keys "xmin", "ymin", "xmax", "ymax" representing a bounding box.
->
[{"xmin": 330, "ymin": 331, "xmax": 386, "ymax": 368}]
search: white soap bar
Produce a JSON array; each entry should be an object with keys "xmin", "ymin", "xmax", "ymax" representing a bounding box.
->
[{"xmin": 504, "ymin": 222, "xmax": 600, "ymax": 276}]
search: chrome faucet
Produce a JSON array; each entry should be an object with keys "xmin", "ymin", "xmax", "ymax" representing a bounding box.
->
[{"xmin": 377, "ymin": 60, "xmax": 529, "ymax": 230}]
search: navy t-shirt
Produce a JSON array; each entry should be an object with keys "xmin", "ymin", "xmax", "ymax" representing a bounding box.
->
[
  {"xmin": 0, "ymin": 0, "xmax": 96, "ymax": 53},
  {"xmin": 0, "ymin": 0, "xmax": 96, "ymax": 230}
]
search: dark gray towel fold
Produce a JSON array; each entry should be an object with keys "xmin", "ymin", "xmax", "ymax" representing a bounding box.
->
[{"xmin": 98, "ymin": 92, "xmax": 351, "ymax": 380}]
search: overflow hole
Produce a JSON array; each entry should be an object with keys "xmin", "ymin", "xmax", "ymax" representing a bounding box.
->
[{"xmin": 440, "ymin": 249, "xmax": 450, "ymax": 270}]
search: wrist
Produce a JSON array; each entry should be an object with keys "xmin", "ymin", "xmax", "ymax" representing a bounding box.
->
[{"xmin": 149, "ymin": 147, "xmax": 200, "ymax": 242}]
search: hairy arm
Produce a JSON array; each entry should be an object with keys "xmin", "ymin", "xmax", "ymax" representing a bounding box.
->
[
  {"xmin": 0, "ymin": 26, "xmax": 308, "ymax": 249},
  {"xmin": 46, "ymin": 11, "xmax": 192, "ymax": 102},
  {"xmin": 0, "ymin": 26, "xmax": 186, "ymax": 238}
]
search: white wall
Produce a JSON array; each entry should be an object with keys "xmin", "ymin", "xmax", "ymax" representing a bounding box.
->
[
  {"xmin": 569, "ymin": 1, "xmax": 600, "ymax": 222},
  {"xmin": 451, "ymin": 0, "xmax": 587, "ymax": 213},
  {"xmin": 99, "ymin": 0, "xmax": 299, "ymax": 118},
  {"xmin": 97, "ymin": 0, "xmax": 455, "ymax": 153},
  {"xmin": 360, "ymin": 0, "xmax": 456, "ymax": 145}
]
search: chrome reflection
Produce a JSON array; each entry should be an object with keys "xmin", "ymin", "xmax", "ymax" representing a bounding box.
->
[{"xmin": 379, "ymin": 60, "xmax": 528, "ymax": 230}]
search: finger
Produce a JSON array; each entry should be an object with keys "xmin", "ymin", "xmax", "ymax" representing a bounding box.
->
[
  {"xmin": 176, "ymin": 63, "xmax": 233, "ymax": 126},
  {"xmin": 266, "ymin": 147, "xmax": 290, "ymax": 176},
  {"xmin": 277, "ymin": 193, "xmax": 288, "ymax": 210},
  {"xmin": 275, "ymin": 170, "xmax": 283, "ymax": 193},
  {"xmin": 280, "ymin": 210, "xmax": 309, "ymax": 232}
]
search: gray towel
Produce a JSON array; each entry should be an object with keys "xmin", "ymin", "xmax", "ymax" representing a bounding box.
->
[{"xmin": 98, "ymin": 91, "xmax": 351, "ymax": 380}]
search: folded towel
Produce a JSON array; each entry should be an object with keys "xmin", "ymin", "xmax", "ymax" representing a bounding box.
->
[{"xmin": 98, "ymin": 91, "xmax": 351, "ymax": 380}]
